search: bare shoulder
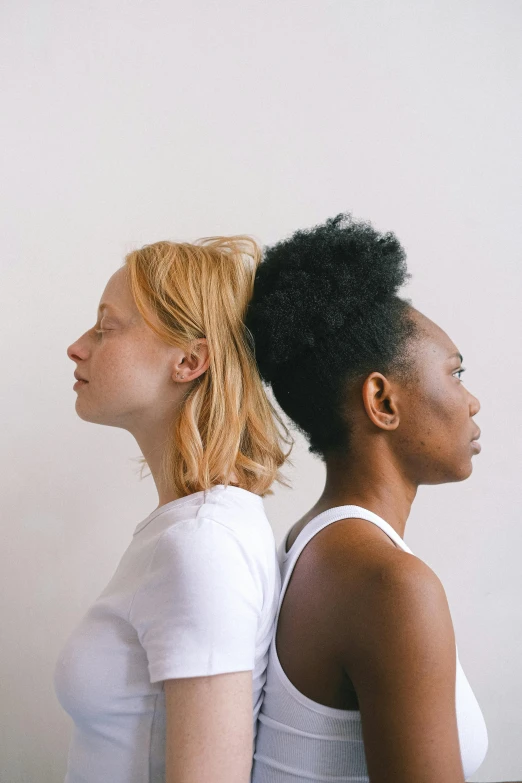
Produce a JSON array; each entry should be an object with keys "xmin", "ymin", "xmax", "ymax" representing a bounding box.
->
[
  {"xmin": 302, "ymin": 519, "xmax": 454, "ymax": 667},
  {"xmin": 306, "ymin": 516, "xmax": 447, "ymax": 599},
  {"xmin": 308, "ymin": 522, "xmax": 463, "ymax": 782},
  {"xmin": 351, "ymin": 549, "xmax": 453, "ymax": 664}
]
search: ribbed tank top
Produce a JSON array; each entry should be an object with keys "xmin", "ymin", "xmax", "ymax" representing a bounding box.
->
[{"xmin": 251, "ymin": 505, "xmax": 488, "ymax": 782}]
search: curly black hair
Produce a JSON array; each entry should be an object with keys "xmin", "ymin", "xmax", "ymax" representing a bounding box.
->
[{"xmin": 245, "ymin": 213, "xmax": 418, "ymax": 459}]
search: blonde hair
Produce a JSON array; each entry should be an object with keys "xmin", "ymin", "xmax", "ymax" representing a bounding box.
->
[{"xmin": 124, "ymin": 235, "xmax": 293, "ymax": 498}]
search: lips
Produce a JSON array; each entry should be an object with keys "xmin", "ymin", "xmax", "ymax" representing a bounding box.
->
[
  {"xmin": 74, "ymin": 372, "xmax": 88, "ymax": 382},
  {"xmin": 471, "ymin": 429, "xmax": 481, "ymax": 454}
]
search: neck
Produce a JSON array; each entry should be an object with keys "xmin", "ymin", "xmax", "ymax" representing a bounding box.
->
[
  {"xmin": 316, "ymin": 444, "xmax": 417, "ymax": 539},
  {"xmin": 128, "ymin": 408, "xmax": 240, "ymax": 511},
  {"xmin": 128, "ymin": 414, "xmax": 181, "ymax": 510}
]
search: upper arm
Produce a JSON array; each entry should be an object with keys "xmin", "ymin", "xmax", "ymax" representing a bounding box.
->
[
  {"xmin": 130, "ymin": 518, "xmax": 262, "ymax": 780},
  {"xmin": 340, "ymin": 555, "xmax": 465, "ymax": 783},
  {"xmin": 164, "ymin": 670, "xmax": 253, "ymax": 783},
  {"xmin": 129, "ymin": 517, "xmax": 262, "ymax": 683}
]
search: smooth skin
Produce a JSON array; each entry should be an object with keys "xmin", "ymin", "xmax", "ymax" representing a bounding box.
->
[
  {"xmin": 278, "ymin": 307, "xmax": 513, "ymax": 783},
  {"xmin": 67, "ymin": 266, "xmax": 253, "ymax": 783}
]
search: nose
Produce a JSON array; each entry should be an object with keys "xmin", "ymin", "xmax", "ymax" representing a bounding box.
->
[
  {"xmin": 67, "ymin": 332, "xmax": 87, "ymax": 361},
  {"xmin": 469, "ymin": 390, "xmax": 480, "ymax": 417},
  {"xmin": 67, "ymin": 340, "xmax": 86, "ymax": 366}
]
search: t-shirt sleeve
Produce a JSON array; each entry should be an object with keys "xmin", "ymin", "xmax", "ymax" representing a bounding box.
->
[{"xmin": 129, "ymin": 516, "xmax": 263, "ymax": 684}]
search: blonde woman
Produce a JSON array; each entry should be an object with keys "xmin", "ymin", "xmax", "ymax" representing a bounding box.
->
[{"xmin": 54, "ymin": 236, "xmax": 291, "ymax": 783}]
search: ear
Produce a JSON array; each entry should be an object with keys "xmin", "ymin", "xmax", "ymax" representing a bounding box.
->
[
  {"xmin": 361, "ymin": 372, "xmax": 400, "ymax": 431},
  {"xmin": 173, "ymin": 339, "xmax": 210, "ymax": 383}
]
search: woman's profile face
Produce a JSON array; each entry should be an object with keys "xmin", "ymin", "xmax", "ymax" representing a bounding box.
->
[
  {"xmin": 66, "ymin": 266, "xmax": 181, "ymax": 431},
  {"xmin": 393, "ymin": 307, "xmax": 481, "ymax": 485}
]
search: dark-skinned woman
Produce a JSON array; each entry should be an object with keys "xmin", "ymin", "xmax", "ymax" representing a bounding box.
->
[{"xmin": 246, "ymin": 214, "xmax": 491, "ymax": 783}]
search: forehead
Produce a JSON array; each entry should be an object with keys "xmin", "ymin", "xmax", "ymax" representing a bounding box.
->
[
  {"xmin": 409, "ymin": 307, "xmax": 460, "ymax": 362},
  {"xmin": 98, "ymin": 267, "xmax": 136, "ymax": 316}
]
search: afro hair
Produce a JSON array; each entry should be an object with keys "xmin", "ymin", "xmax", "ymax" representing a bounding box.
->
[{"xmin": 245, "ymin": 213, "xmax": 417, "ymax": 458}]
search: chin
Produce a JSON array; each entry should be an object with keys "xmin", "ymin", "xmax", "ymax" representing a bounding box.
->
[
  {"xmin": 453, "ymin": 459, "xmax": 474, "ymax": 482},
  {"xmin": 74, "ymin": 402, "xmax": 104, "ymax": 425},
  {"xmin": 426, "ymin": 459, "xmax": 474, "ymax": 485},
  {"xmin": 75, "ymin": 408, "xmax": 96, "ymax": 423}
]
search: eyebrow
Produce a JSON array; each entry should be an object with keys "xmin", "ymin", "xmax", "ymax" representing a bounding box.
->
[{"xmin": 448, "ymin": 351, "xmax": 464, "ymax": 363}]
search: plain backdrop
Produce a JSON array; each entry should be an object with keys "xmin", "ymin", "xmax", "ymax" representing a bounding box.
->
[{"xmin": 1, "ymin": 1, "xmax": 521, "ymax": 781}]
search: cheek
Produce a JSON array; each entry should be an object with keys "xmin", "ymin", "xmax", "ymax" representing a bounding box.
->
[
  {"xmin": 93, "ymin": 333, "xmax": 172, "ymax": 400},
  {"xmin": 401, "ymin": 384, "xmax": 457, "ymax": 448},
  {"xmin": 412, "ymin": 384, "xmax": 469, "ymax": 460},
  {"xmin": 113, "ymin": 347, "xmax": 168, "ymax": 398},
  {"xmin": 422, "ymin": 378, "xmax": 462, "ymax": 423},
  {"xmin": 93, "ymin": 344, "xmax": 140, "ymax": 391}
]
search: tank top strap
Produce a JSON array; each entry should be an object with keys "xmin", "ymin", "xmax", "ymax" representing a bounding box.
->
[{"xmin": 277, "ymin": 504, "xmax": 414, "ymax": 619}]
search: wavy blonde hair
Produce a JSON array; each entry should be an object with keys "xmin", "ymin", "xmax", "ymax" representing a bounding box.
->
[{"xmin": 124, "ymin": 235, "xmax": 293, "ymax": 498}]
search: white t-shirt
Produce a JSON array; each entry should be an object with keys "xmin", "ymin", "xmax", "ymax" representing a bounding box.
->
[{"xmin": 54, "ymin": 484, "xmax": 280, "ymax": 783}]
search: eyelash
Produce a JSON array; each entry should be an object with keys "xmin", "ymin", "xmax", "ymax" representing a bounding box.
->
[{"xmin": 454, "ymin": 366, "xmax": 466, "ymax": 380}]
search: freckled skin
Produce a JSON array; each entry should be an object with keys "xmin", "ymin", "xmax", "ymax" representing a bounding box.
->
[
  {"xmin": 66, "ymin": 265, "xmax": 211, "ymax": 507},
  {"xmin": 68, "ymin": 266, "xmax": 184, "ymax": 430}
]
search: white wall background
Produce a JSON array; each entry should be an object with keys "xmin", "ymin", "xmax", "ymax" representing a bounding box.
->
[{"xmin": 1, "ymin": 1, "xmax": 521, "ymax": 780}]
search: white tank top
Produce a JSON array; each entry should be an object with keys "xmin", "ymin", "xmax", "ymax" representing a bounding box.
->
[{"xmin": 252, "ymin": 505, "xmax": 488, "ymax": 782}]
